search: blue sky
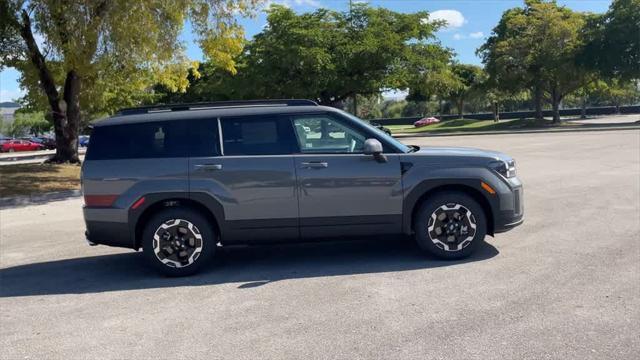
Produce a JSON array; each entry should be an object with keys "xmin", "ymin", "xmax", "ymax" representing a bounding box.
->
[{"xmin": 0, "ymin": 0, "xmax": 612, "ymax": 102}]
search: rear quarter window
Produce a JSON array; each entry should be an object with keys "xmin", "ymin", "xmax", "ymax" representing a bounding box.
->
[{"xmin": 86, "ymin": 121, "xmax": 190, "ymax": 160}]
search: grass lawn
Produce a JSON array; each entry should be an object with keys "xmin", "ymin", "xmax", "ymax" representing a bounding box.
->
[
  {"xmin": 0, "ymin": 163, "xmax": 81, "ymax": 198},
  {"xmin": 388, "ymin": 118, "xmax": 570, "ymax": 134}
]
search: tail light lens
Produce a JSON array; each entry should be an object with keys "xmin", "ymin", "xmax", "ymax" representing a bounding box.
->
[{"xmin": 84, "ymin": 195, "xmax": 118, "ymax": 207}]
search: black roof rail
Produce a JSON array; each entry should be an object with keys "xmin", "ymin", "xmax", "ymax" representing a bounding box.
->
[{"xmin": 116, "ymin": 99, "xmax": 318, "ymax": 116}]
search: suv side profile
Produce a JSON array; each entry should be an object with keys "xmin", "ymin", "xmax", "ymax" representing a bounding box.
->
[{"xmin": 82, "ymin": 100, "xmax": 523, "ymax": 276}]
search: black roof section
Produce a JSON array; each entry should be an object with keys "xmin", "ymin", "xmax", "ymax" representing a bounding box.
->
[{"xmin": 116, "ymin": 99, "xmax": 318, "ymax": 116}]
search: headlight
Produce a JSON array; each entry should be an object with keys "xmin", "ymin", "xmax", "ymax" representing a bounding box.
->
[{"xmin": 489, "ymin": 159, "xmax": 516, "ymax": 178}]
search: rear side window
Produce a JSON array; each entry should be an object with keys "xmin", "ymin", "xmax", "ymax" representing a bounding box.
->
[
  {"xmin": 86, "ymin": 121, "xmax": 189, "ymax": 160},
  {"xmin": 221, "ymin": 116, "xmax": 295, "ymax": 155}
]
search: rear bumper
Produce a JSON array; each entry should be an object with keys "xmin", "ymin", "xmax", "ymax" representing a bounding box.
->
[{"xmin": 83, "ymin": 207, "xmax": 134, "ymax": 249}]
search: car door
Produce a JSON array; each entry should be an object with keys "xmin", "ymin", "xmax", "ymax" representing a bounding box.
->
[
  {"xmin": 290, "ymin": 113, "xmax": 403, "ymax": 239},
  {"xmin": 189, "ymin": 115, "xmax": 300, "ymax": 244}
]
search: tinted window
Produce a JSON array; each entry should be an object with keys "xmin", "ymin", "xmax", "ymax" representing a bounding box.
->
[
  {"xmin": 221, "ymin": 116, "xmax": 294, "ymax": 155},
  {"xmin": 87, "ymin": 121, "xmax": 189, "ymax": 160},
  {"xmin": 189, "ymin": 119, "xmax": 220, "ymax": 157}
]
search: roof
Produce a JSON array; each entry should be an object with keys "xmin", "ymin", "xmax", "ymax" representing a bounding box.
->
[{"xmin": 95, "ymin": 100, "xmax": 336, "ymax": 127}]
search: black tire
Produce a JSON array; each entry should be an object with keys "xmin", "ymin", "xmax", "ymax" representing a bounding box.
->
[
  {"xmin": 142, "ymin": 207, "xmax": 216, "ymax": 276},
  {"xmin": 414, "ymin": 191, "xmax": 487, "ymax": 260}
]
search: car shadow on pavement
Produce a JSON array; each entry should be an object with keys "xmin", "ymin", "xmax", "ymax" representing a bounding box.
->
[{"xmin": 0, "ymin": 238, "xmax": 498, "ymax": 297}]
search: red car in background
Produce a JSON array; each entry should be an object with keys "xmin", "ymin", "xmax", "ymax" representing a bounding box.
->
[
  {"xmin": 414, "ymin": 117, "xmax": 441, "ymax": 128},
  {"xmin": 1, "ymin": 139, "xmax": 45, "ymax": 152}
]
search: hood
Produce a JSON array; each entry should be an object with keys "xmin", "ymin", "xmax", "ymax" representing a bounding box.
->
[{"xmin": 412, "ymin": 146, "xmax": 512, "ymax": 162}]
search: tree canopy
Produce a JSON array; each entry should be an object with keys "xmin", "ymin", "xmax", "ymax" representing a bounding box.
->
[
  {"xmin": 159, "ymin": 3, "xmax": 453, "ymax": 109},
  {"xmin": 478, "ymin": 0, "xmax": 591, "ymax": 122},
  {"xmin": 0, "ymin": 0, "xmax": 260, "ymax": 162}
]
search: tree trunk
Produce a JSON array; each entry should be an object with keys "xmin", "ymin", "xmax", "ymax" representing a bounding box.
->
[
  {"xmin": 551, "ymin": 86, "xmax": 562, "ymax": 124},
  {"xmin": 18, "ymin": 10, "xmax": 79, "ymax": 163},
  {"xmin": 51, "ymin": 71, "xmax": 81, "ymax": 163},
  {"xmin": 457, "ymin": 99, "xmax": 464, "ymax": 119},
  {"xmin": 493, "ymin": 101, "xmax": 499, "ymax": 122},
  {"xmin": 534, "ymin": 85, "xmax": 544, "ymax": 120},
  {"xmin": 352, "ymin": 93, "xmax": 358, "ymax": 117},
  {"xmin": 580, "ymin": 99, "xmax": 587, "ymax": 119}
]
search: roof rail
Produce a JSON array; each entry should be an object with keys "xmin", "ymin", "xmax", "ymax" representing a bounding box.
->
[{"xmin": 116, "ymin": 99, "xmax": 318, "ymax": 116}]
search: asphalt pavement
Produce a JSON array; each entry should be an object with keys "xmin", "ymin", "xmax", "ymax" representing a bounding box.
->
[{"xmin": 1, "ymin": 129, "xmax": 638, "ymax": 359}]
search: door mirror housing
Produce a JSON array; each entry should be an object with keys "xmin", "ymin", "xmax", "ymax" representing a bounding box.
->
[{"xmin": 363, "ymin": 138, "xmax": 387, "ymax": 162}]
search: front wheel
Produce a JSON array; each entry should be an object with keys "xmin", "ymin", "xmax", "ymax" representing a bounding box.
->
[
  {"xmin": 414, "ymin": 191, "xmax": 487, "ymax": 260},
  {"xmin": 142, "ymin": 208, "xmax": 216, "ymax": 276}
]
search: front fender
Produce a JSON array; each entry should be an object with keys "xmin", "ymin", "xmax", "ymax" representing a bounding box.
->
[{"xmin": 401, "ymin": 166, "xmax": 507, "ymax": 235}]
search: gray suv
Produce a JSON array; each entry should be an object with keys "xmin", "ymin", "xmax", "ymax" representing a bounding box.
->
[{"xmin": 82, "ymin": 100, "xmax": 523, "ymax": 276}]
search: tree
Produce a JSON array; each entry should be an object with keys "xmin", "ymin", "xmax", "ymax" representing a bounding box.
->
[
  {"xmin": 599, "ymin": 79, "xmax": 640, "ymax": 113},
  {"xmin": 447, "ymin": 64, "xmax": 486, "ymax": 118},
  {"xmin": 240, "ymin": 4, "xmax": 449, "ymax": 107},
  {"xmin": 478, "ymin": 0, "xmax": 591, "ymax": 123},
  {"xmin": 0, "ymin": 0, "xmax": 260, "ymax": 163},
  {"xmin": 581, "ymin": 0, "xmax": 640, "ymax": 80},
  {"xmin": 10, "ymin": 111, "xmax": 51, "ymax": 136}
]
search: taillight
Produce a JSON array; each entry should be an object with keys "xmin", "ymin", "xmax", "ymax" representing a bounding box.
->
[{"xmin": 84, "ymin": 195, "xmax": 118, "ymax": 207}]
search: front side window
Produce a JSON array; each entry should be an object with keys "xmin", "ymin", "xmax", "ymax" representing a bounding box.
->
[
  {"xmin": 221, "ymin": 116, "xmax": 294, "ymax": 155},
  {"xmin": 291, "ymin": 115, "xmax": 366, "ymax": 153}
]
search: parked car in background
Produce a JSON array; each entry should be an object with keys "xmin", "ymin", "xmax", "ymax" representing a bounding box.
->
[
  {"xmin": 79, "ymin": 135, "xmax": 90, "ymax": 147},
  {"xmin": 414, "ymin": 117, "xmax": 441, "ymax": 128},
  {"xmin": 38, "ymin": 136, "xmax": 57, "ymax": 150},
  {"xmin": 20, "ymin": 136, "xmax": 56, "ymax": 150},
  {"xmin": 0, "ymin": 135, "xmax": 11, "ymax": 144},
  {"xmin": 1, "ymin": 139, "xmax": 44, "ymax": 152}
]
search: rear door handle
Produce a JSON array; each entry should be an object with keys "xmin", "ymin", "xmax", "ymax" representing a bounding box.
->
[
  {"xmin": 194, "ymin": 164, "xmax": 223, "ymax": 171},
  {"xmin": 301, "ymin": 161, "xmax": 328, "ymax": 169}
]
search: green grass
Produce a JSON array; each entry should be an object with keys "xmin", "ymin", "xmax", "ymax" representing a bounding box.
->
[
  {"xmin": 388, "ymin": 117, "xmax": 566, "ymax": 134},
  {"xmin": 0, "ymin": 163, "xmax": 81, "ymax": 198}
]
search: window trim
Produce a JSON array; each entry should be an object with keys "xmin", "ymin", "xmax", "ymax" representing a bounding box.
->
[{"xmin": 216, "ymin": 117, "xmax": 225, "ymax": 156}]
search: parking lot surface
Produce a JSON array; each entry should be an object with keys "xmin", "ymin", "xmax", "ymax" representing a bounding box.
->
[{"xmin": 1, "ymin": 129, "xmax": 639, "ymax": 359}]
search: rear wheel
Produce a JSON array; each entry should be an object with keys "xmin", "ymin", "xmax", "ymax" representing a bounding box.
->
[
  {"xmin": 414, "ymin": 191, "xmax": 487, "ymax": 260},
  {"xmin": 142, "ymin": 208, "xmax": 216, "ymax": 276}
]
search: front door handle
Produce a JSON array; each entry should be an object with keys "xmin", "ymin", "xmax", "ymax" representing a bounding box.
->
[
  {"xmin": 194, "ymin": 164, "xmax": 223, "ymax": 171},
  {"xmin": 301, "ymin": 161, "xmax": 328, "ymax": 169}
]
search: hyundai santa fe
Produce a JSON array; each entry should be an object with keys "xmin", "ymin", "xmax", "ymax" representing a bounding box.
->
[{"xmin": 82, "ymin": 99, "xmax": 524, "ymax": 276}]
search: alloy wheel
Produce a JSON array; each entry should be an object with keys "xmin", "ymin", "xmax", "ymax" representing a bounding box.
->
[
  {"xmin": 152, "ymin": 219, "xmax": 203, "ymax": 268},
  {"xmin": 427, "ymin": 203, "xmax": 477, "ymax": 252}
]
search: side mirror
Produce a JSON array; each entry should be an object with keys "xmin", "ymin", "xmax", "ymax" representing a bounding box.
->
[{"xmin": 363, "ymin": 138, "xmax": 387, "ymax": 163}]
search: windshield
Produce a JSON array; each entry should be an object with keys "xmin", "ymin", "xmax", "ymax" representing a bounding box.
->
[{"xmin": 335, "ymin": 109, "xmax": 411, "ymax": 153}]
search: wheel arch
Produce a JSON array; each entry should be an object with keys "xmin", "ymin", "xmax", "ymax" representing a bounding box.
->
[
  {"xmin": 405, "ymin": 181, "xmax": 496, "ymax": 236},
  {"xmin": 132, "ymin": 194, "xmax": 224, "ymax": 249}
]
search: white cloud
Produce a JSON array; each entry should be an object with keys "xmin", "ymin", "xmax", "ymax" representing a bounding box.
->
[
  {"xmin": 429, "ymin": 10, "xmax": 466, "ymax": 29},
  {"xmin": 0, "ymin": 89, "xmax": 25, "ymax": 102},
  {"xmin": 264, "ymin": 0, "xmax": 320, "ymax": 8},
  {"xmin": 453, "ymin": 33, "xmax": 464, "ymax": 40},
  {"xmin": 469, "ymin": 31, "xmax": 484, "ymax": 39}
]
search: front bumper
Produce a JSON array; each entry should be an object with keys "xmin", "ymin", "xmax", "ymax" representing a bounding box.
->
[{"xmin": 494, "ymin": 184, "xmax": 524, "ymax": 233}]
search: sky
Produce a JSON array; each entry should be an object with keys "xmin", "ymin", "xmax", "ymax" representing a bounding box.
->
[{"xmin": 0, "ymin": 0, "xmax": 612, "ymax": 102}]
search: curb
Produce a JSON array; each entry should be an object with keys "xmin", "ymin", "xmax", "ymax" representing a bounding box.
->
[
  {"xmin": 392, "ymin": 125, "xmax": 640, "ymax": 138},
  {"xmin": 0, "ymin": 189, "xmax": 82, "ymax": 209}
]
